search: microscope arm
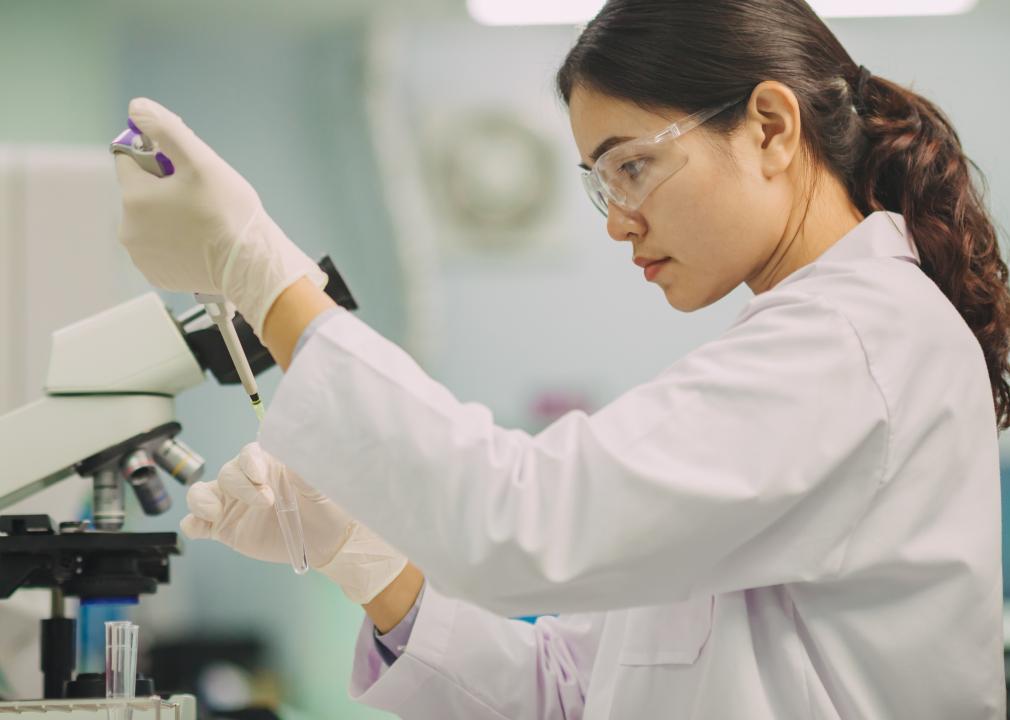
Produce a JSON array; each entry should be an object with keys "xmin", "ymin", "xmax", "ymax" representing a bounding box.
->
[{"xmin": 0, "ymin": 395, "xmax": 178, "ymax": 510}]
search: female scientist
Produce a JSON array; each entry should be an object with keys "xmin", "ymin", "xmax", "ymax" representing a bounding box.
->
[{"xmin": 114, "ymin": 0, "xmax": 1009, "ymax": 716}]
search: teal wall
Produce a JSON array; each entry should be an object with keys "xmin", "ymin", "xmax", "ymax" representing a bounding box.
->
[{"xmin": 0, "ymin": 2, "xmax": 120, "ymax": 144}]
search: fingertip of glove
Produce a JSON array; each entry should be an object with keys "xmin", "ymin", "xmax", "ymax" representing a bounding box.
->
[
  {"xmin": 186, "ymin": 482, "xmax": 223, "ymax": 520},
  {"xmin": 127, "ymin": 96, "xmax": 152, "ymax": 111},
  {"xmin": 126, "ymin": 97, "xmax": 195, "ymax": 161},
  {"xmin": 180, "ymin": 514, "xmax": 211, "ymax": 540},
  {"xmin": 127, "ymin": 97, "xmax": 166, "ymax": 131},
  {"xmin": 219, "ymin": 460, "xmax": 274, "ymax": 507},
  {"xmin": 128, "ymin": 96, "xmax": 156, "ymax": 113},
  {"xmin": 237, "ymin": 443, "xmax": 269, "ymax": 483}
]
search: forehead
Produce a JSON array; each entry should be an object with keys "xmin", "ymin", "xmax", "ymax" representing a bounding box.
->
[{"xmin": 568, "ymin": 85, "xmax": 684, "ymax": 164}]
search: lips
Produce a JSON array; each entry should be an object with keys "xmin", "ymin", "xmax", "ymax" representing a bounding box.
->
[
  {"xmin": 633, "ymin": 256, "xmax": 668, "ymax": 269},
  {"xmin": 643, "ymin": 259, "xmax": 670, "ymax": 281},
  {"xmin": 634, "ymin": 255, "xmax": 672, "ymax": 282}
]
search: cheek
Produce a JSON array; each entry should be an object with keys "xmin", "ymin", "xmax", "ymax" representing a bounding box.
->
[
  {"xmin": 646, "ymin": 162, "xmax": 759, "ymax": 296},
  {"xmin": 645, "ymin": 143, "xmax": 791, "ymax": 306}
]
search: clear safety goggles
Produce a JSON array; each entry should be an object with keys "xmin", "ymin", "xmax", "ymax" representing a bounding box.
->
[{"xmin": 581, "ymin": 97, "xmax": 743, "ymax": 217}]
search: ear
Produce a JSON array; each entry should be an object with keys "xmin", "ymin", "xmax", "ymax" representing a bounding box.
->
[{"xmin": 740, "ymin": 81, "xmax": 803, "ymax": 179}]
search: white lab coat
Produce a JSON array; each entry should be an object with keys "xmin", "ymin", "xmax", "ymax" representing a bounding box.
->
[{"xmin": 259, "ymin": 212, "xmax": 1005, "ymax": 718}]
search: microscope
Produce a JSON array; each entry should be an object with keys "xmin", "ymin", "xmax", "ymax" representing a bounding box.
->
[{"xmin": 0, "ymin": 258, "xmax": 355, "ymax": 711}]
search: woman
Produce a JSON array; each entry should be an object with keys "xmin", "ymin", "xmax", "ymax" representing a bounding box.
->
[{"xmin": 115, "ymin": 0, "xmax": 1009, "ymax": 717}]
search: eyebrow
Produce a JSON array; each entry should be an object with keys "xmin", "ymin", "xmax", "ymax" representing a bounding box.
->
[{"xmin": 578, "ymin": 135, "xmax": 632, "ymax": 171}]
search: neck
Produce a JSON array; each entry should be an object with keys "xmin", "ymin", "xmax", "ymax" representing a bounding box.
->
[{"xmin": 746, "ymin": 173, "xmax": 864, "ymax": 294}]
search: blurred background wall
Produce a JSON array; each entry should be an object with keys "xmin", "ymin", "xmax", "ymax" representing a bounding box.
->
[{"xmin": 1, "ymin": 1, "xmax": 1007, "ymax": 717}]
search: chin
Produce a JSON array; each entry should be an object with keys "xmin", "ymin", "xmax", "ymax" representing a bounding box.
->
[
  {"xmin": 663, "ymin": 289, "xmax": 705, "ymax": 312},
  {"xmin": 666, "ymin": 284, "xmax": 715, "ymax": 311},
  {"xmin": 662, "ymin": 284, "xmax": 728, "ymax": 312}
]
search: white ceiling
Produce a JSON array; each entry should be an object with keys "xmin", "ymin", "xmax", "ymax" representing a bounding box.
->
[{"xmin": 106, "ymin": 0, "xmax": 464, "ymax": 30}]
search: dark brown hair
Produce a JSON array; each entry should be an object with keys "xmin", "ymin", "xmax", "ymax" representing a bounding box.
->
[{"xmin": 557, "ymin": 0, "xmax": 1010, "ymax": 429}]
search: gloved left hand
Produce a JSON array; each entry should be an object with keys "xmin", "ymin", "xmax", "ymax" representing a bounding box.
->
[
  {"xmin": 181, "ymin": 443, "xmax": 407, "ymax": 604},
  {"xmin": 114, "ymin": 98, "xmax": 326, "ymax": 336}
]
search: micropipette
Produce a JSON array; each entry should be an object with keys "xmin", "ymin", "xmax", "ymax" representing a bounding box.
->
[
  {"xmin": 195, "ymin": 294, "xmax": 310, "ymax": 576},
  {"xmin": 109, "ymin": 119, "xmax": 175, "ymax": 177},
  {"xmin": 194, "ymin": 295, "xmax": 266, "ymax": 419}
]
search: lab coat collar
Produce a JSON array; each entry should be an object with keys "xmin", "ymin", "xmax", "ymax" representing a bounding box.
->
[{"xmin": 816, "ymin": 211, "xmax": 920, "ymax": 266}]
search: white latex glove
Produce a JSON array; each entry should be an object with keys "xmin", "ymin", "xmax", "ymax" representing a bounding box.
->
[
  {"xmin": 115, "ymin": 97, "xmax": 326, "ymax": 336},
  {"xmin": 181, "ymin": 443, "xmax": 407, "ymax": 604}
]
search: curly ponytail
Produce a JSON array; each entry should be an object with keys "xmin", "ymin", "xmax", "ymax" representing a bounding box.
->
[
  {"xmin": 851, "ymin": 73, "xmax": 1010, "ymax": 428},
  {"xmin": 558, "ymin": 0, "xmax": 1010, "ymax": 429}
]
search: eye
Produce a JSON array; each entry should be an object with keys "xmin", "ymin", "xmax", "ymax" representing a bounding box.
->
[{"xmin": 619, "ymin": 157, "xmax": 649, "ymax": 180}]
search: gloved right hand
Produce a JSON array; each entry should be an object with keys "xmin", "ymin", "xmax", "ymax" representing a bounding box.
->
[
  {"xmin": 115, "ymin": 98, "xmax": 326, "ymax": 336},
  {"xmin": 181, "ymin": 443, "xmax": 407, "ymax": 604}
]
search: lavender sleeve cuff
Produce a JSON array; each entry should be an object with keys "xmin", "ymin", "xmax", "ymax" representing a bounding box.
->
[{"xmin": 373, "ymin": 583, "xmax": 426, "ymax": 666}]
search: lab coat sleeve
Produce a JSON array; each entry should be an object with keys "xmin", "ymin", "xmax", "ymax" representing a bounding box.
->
[
  {"xmin": 349, "ymin": 583, "xmax": 602, "ymax": 719},
  {"xmin": 259, "ymin": 289, "xmax": 889, "ymax": 615}
]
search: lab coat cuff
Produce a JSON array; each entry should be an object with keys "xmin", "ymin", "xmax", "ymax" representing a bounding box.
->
[
  {"xmin": 291, "ymin": 306, "xmax": 344, "ymax": 360},
  {"xmin": 259, "ymin": 307, "xmax": 365, "ymax": 450},
  {"xmin": 373, "ymin": 582, "xmax": 426, "ymax": 663},
  {"xmin": 349, "ymin": 582, "xmax": 460, "ymax": 712}
]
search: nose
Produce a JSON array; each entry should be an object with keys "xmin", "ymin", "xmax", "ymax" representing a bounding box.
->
[{"xmin": 606, "ymin": 202, "xmax": 646, "ymax": 243}]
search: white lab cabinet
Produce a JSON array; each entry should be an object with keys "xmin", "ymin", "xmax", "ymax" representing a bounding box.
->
[{"xmin": 0, "ymin": 146, "xmax": 149, "ymax": 414}]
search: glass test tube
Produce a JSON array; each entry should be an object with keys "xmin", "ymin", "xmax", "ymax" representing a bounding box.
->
[
  {"xmin": 273, "ymin": 473, "xmax": 309, "ymax": 574},
  {"xmin": 105, "ymin": 621, "xmax": 139, "ymax": 720}
]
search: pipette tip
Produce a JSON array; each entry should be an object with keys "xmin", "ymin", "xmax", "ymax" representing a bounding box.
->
[{"xmin": 251, "ymin": 395, "xmax": 266, "ymax": 422}]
